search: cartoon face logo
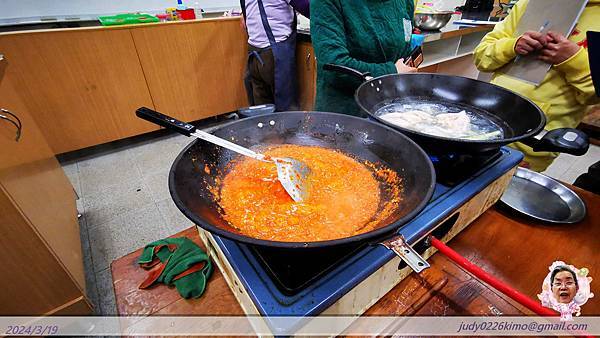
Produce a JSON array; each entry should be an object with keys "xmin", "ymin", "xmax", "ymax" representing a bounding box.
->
[
  {"xmin": 551, "ymin": 268, "xmax": 578, "ymax": 304},
  {"xmin": 538, "ymin": 261, "xmax": 594, "ymax": 321}
]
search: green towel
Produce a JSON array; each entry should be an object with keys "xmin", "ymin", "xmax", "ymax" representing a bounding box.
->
[{"xmin": 138, "ymin": 237, "xmax": 213, "ymax": 299}]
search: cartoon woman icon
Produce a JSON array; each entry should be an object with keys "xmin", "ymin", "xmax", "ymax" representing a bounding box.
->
[{"xmin": 538, "ymin": 261, "xmax": 594, "ymax": 321}]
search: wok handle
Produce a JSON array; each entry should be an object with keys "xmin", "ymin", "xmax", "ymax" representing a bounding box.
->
[
  {"xmin": 526, "ymin": 128, "xmax": 589, "ymax": 156},
  {"xmin": 136, "ymin": 107, "xmax": 196, "ymax": 136},
  {"xmin": 381, "ymin": 235, "xmax": 430, "ymax": 273},
  {"xmin": 323, "ymin": 63, "xmax": 373, "ymax": 82}
]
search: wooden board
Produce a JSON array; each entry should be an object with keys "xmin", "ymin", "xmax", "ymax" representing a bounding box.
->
[
  {"xmin": 0, "ymin": 28, "xmax": 157, "ymax": 154},
  {"xmin": 111, "ymin": 227, "xmax": 243, "ymax": 317},
  {"xmin": 130, "ymin": 19, "xmax": 248, "ymax": 123},
  {"xmin": 364, "ymin": 257, "xmax": 526, "ymax": 317}
]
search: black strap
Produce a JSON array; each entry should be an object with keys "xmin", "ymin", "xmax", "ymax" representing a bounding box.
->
[
  {"xmin": 241, "ymin": 0, "xmax": 297, "ymax": 47},
  {"xmin": 240, "ymin": 0, "xmax": 247, "ymax": 21},
  {"xmin": 255, "ymin": 0, "xmax": 277, "ymax": 46}
]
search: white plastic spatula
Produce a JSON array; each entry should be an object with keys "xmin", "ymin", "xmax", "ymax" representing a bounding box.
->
[{"xmin": 136, "ymin": 107, "xmax": 310, "ymax": 202}]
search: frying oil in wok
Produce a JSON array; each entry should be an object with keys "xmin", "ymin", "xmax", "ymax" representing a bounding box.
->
[
  {"xmin": 376, "ymin": 102, "xmax": 504, "ymax": 140},
  {"xmin": 216, "ymin": 145, "xmax": 402, "ymax": 242}
]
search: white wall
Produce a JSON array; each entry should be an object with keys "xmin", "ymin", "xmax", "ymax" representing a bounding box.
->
[{"xmin": 0, "ymin": 0, "xmax": 240, "ymax": 19}]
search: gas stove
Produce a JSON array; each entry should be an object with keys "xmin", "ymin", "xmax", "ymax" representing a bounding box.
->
[{"xmin": 198, "ymin": 146, "xmax": 523, "ymax": 334}]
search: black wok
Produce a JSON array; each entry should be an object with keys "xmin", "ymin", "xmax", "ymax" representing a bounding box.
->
[
  {"xmin": 324, "ymin": 64, "xmax": 589, "ymax": 156},
  {"xmin": 136, "ymin": 108, "xmax": 436, "ymax": 249}
]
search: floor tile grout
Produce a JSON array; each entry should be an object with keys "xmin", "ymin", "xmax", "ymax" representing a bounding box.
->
[
  {"xmin": 58, "ymin": 132, "xmax": 202, "ymax": 316},
  {"xmin": 86, "ymin": 200, "xmax": 158, "ymax": 231},
  {"xmin": 78, "ymin": 208, "xmax": 101, "ymax": 314}
]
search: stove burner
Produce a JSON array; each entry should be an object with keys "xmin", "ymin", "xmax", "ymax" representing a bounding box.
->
[
  {"xmin": 431, "ymin": 151, "xmax": 502, "ymax": 186},
  {"xmin": 251, "ymin": 243, "xmax": 366, "ymax": 295}
]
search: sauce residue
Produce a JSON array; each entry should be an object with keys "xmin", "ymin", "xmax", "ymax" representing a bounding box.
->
[{"xmin": 216, "ymin": 145, "xmax": 402, "ymax": 242}]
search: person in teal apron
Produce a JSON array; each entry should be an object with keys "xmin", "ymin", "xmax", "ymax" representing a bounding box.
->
[
  {"xmin": 241, "ymin": 0, "xmax": 310, "ymax": 111},
  {"xmin": 311, "ymin": 0, "xmax": 417, "ymax": 116}
]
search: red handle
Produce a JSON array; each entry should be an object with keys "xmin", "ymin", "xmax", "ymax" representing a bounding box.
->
[{"xmin": 429, "ymin": 236, "xmax": 557, "ymax": 316}]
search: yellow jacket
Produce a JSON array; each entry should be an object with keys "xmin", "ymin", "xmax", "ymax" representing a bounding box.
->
[{"xmin": 473, "ymin": 0, "xmax": 600, "ymax": 172}]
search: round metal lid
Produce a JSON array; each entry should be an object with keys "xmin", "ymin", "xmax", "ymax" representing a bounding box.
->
[{"xmin": 499, "ymin": 167, "xmax": 587, "ymax": 224}]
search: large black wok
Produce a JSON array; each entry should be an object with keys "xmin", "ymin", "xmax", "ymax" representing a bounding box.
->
[
  {"xmin": 136, "ymin": 108, "xmax": 435, "ymax": 249},
  {"xmin": 325, "ymin": 64, "xmax": 589, "ymax": 156}
]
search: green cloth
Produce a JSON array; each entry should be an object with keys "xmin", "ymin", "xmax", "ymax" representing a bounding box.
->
[
  {"xmin": 138, "ymin": 237, "xmax": 213, "ymax": 299},
  {"xmin": 310, "ymin": 0, "xmax": 415, "ymax": 116}
]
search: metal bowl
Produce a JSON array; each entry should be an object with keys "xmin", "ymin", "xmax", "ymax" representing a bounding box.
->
[
  {"xmin": 414, "ymin": 12, "xmax": 453, "ymax": 31},
  {"xmin": 499, "ymin": 167, "xmax": 587, "ymax": 224}
]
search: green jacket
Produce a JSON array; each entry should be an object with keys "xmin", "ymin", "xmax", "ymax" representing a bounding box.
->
[{"xmin": 311, "ymin": 0, "xmax": 414, "ymax": 116}]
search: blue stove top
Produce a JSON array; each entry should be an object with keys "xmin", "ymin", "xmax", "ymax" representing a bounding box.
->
[{"xmin": 208, "ymin": 147, "xmax": 523, "ymax": 331}]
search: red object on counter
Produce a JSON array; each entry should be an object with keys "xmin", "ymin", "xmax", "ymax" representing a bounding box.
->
[
  {"xmin": 429, "ymin": 236, "xmax": 558, "ymax": 317},
  {"xmin": 177, "ymin": 8, "xmax": 196, "ymax": 20},
  {"xmin": 156, "ymin": 14, "xmax": 169, "ymax": 22}
]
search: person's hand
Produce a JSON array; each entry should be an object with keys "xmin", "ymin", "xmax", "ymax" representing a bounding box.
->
[
  {"xmin": 515, "ymin": 31, "xmax": 548, "ymax": 55},
  {"xmin": 538, "ymin": 31, "xmax": 581, "ymax": 65},
  {"xmin": 395, "ymin": 59, "xmax": 417, "ymax": 73}
]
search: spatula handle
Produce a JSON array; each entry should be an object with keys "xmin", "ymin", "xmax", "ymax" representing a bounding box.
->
[
  {"xmin": 136, "ymin": 107, "xmax": 196, "ymax": 136},
  {"xmin": 136, "ymin": 106, "xmax": 267, "ymax": 162}
]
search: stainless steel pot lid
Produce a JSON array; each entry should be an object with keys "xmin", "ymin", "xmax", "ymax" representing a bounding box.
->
[{"xmin": 499, "ymin": 167, "xmax": 587, "ymax": 224}]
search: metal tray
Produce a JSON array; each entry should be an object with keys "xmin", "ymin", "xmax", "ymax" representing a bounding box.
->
[{"xmin": 499, "ymin": 167, "xmax": 586, "ymax": 223}]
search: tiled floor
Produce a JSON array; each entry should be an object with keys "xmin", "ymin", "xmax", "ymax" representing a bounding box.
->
[
  {"xmin": 60, "ymin": 131, "xmax": 599, "ymax": 315},
  {"xmin": 61, "ymin": 132, "xmax": 196, "ymax": 315},
  {"xmin": 542, "ymin": 144, "xmax": 600, "ymax": 184}
]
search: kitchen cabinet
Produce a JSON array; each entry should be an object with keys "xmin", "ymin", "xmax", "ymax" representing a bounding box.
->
[
  {"xmin": 0, "ymin": 28, "xmax": 157, "ymax": 154},
  {"xmin": 296, "ymin": 41, "xmax": 316, "ymax": 111},
  {"xmin": 130, "ymin": 19, "xmax": 248, "ymax": 122},
  {"xmin": 0, "ymin": 18, "xmax": 315, "ymax": 155},
  {"xmin": 0, "ymin": 57, "xmax": 91, "ymax": 315}
]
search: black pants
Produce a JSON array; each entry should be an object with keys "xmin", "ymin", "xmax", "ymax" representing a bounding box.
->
[{"xmin": 245, "ymin": 44, "xmax": 275, "ymax": 106}]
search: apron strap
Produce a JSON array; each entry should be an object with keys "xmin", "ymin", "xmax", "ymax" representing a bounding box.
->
[
  {"xmin": 248, "ymin": 50, "xmax": 265, "ymax": 65},
  {"xmin": 240, "ymin": 0, "xmax": 247, "ymax": 22},
  {"xmin": 255, "ymin": 0, "xmax": 277, "ymax": 46},
  {"xmin": 243, "ymin": 0, "xmax": 297, "ymax": 47}
]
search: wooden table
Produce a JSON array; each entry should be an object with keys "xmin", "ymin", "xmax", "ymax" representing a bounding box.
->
[
  {"xmin": 112, "ymin": 186, "xmax": 599, "ymax": 320},
  {"xmin": 580, "ymin": 105, "xmax": 600, "ymax": 145}
]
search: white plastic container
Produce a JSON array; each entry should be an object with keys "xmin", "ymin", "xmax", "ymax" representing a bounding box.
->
[{"xmin": 194, "ymin": 1, "xmax": 203, "ymax": 19}]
